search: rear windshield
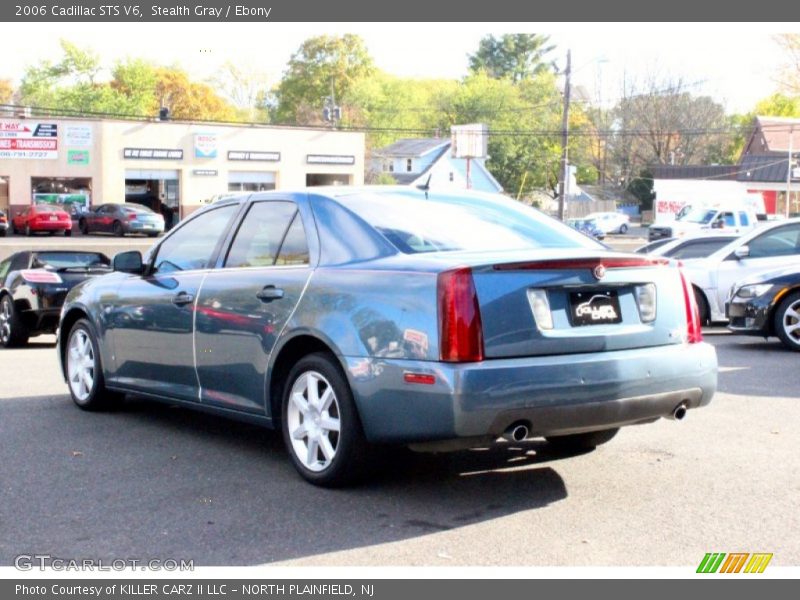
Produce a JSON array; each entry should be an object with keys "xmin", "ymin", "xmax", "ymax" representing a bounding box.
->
[
  {"xmin": 336, "ymin": 192, "xmax": 603, "ymax": 254},
  {"xmin": 35, "ymin": 204, "xmax": 61, "ymax": 213},
  {"xmin": 35, "ymin": 252, "xmax": 110, "ymax": 268}
]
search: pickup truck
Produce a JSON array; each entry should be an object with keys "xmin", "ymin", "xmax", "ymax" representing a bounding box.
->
[{"xmin": 649, "ymin": 206, "xmax": 758, "ymax": 241}]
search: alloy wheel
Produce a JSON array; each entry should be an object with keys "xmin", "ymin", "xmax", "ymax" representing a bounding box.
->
[
  {"xmin": 780, "ymin": 298, "xmax": 800, "ymax": 346},
  {"xmin": 67, "ymin": 328, "xmax": 96, "ymax": 402},
  {"xmin": 0, "ymin": 297, "xmax": 12, "ymax": 345},
  {"xmin": 286, "ymin": 370, "xmax": 342, "ymax": 472}
]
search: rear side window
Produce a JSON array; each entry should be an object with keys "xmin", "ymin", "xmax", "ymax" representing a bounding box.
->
[
  {"xmin": 748, "ymin": 224, "xmax": 800, "ymax": 258},
  {"xmin": 335, "ymin": 192, "xmax": 601, "ymax": 254},
  {"xmin": 739, "ymin": 212, "xmax": 750, "ymax": 227},
  {"xmin": 668, "ymin": 239, "xmax": 736, "ymax": 260},
  {"xmin": 225, "ymin": 201, "xmax": 304, "ymax": 268},
  {"xmin": 153, "ymin": 205, "xmax": 238, "ymax": 273}
]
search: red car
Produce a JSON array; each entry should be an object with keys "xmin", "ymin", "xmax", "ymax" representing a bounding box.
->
[{"xmin": 12, "ymin": 204, "xmax": 73, "ymax": 236}]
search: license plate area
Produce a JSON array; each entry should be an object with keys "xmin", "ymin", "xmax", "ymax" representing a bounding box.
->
[{"xmin": 568, "ymin": 290, "xmax": 622, "ymax": 326}]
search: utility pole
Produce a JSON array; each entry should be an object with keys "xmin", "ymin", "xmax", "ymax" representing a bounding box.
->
[
  {"xmin": 787, "ymin": 129, "xmax": 794, "ymax": 219},
  {"xmin": 557, "ymin": 50, "xmax": 572, "ymax": 221}
]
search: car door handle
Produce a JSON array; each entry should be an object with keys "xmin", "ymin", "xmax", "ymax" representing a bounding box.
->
[
  {"xmin": 172, "ymin": 292, "xmax": 195, "ymax": 306},
  {"xmin": 256, "ymin": 286, "xmax": 284, "ymax": 302}
]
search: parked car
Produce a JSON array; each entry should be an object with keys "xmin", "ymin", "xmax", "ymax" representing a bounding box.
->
[
  {"xmin": 680, "ymin": 218, "xmax": 800, "ymax": 324},
  {"xmin": 567, "ymin": 217, "xmax": 605, "ymax": 240},
  {"xmin": 0, "ymin": 210, "xmax": 8, "ymax": 237},
  {"xmin": 645, "ymin": 234, "xmax": 740, "ymax": 260},
  {"xmin": 649, "ymin": 207, "xmax": 757, "ymax": 241},
  {"xmin": 726, "ymin": 266, "xmax": 800, "ymax": 351},
  {"xmin": 78, "ymin": 203, "xmax": 165, "ymax": 237},
  {"xmin": 585, "ymin": 211, "xmax": 630, "ymax": 234},
  {"xmin": 58, "ymin": 188, "xmax": 716, "ymax": 487},
  {"xmin": 11, "ymin": 204, "xmax": 72, "ymax": 236},
  {"xmin": 635, "ymin": 238, "xmax": 675, "ymax": 254},
  {"xmin": 0, "ymin": 250, "xmax": 111, "ymax": 347}
]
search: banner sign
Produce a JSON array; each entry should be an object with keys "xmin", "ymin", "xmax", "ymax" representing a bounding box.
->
[
  {"xmin": 65, "ymin": 124, "xmax": 93, "ymax": 147},
  {"xmin": 228, "ymin": 150, "xmax": 280, "ymax": 162},
  {"xmin": 124, "ymin": 148, "xmax": 183, "ymax": 160},
  {"xmin": 0, "ymin": 121, "xmax": 58, "ymax": 159},
  {"xmin": 68, "ymin": 150, "xmax": 90, "ymax": 165},
  {"xmin": 307, "ymin": 154, "xmax": 355, "ymax": 165}
]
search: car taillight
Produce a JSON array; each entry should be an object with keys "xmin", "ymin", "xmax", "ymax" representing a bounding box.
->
[
  {"xmin": 437, "ymin": 267, "xmax": 484, "ymax": 362},
  {"xmin": 128, "ymin": 214, "xmax": 137, "ymax": 220},
  {"xmin": 679, "ymin": 269, "xmax": 703, "ymax": 344},
  {"xmin": 21, "ymin": 270, "xmax": 62, "ymax": 284}
]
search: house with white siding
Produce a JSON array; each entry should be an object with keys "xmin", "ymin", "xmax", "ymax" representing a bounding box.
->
[{"xmin": 371, "ymin": 137, "xmax": 503, "ymax": 193}]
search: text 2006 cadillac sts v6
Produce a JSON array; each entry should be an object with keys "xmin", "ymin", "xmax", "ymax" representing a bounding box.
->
[{"xmin": 58, "ymin": 188, "xmax": 717, "ymax": 486}]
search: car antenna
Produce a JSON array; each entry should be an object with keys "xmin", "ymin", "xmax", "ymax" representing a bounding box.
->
[{"xmin": 416, "ymin": 174, "xmax": 432, "ymax": 199}]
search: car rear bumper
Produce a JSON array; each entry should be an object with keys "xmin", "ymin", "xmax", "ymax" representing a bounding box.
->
[
  {"xmin": 30, "ymin": 222, "xmax": 71, "ymax": 231},
  {"xmin": 345, "ymin": 342, "xmax": 717, "ymax": 444}
]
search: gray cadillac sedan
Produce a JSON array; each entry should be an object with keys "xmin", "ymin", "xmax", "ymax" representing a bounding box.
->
[{"xmin": 58, "ymin": 187, "xmax": 717, "ymax": 486}]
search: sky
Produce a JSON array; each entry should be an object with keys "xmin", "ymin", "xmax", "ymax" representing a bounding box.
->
[{"xmin": 1, "ymin": 23, "xmax": 798, "ymax": 114}]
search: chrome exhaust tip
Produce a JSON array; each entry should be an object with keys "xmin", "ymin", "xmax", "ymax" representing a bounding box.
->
[
  {"xmin": 502, "ymin": 423, "xmax": 530, "ymax": 442},
  {"xmin": 670, "ymin": 403, "xmax": 688, "ymax": 421}
]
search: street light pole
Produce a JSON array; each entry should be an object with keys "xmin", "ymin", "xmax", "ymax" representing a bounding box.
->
[{"xmin": 557, "ymin": 49, "xmax": 572, "ymax": 222}]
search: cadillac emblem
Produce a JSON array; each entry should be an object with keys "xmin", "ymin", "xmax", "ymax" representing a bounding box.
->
[{"xmin": 593, "ymin": 264, "xmax": 606, "ymax": 280}]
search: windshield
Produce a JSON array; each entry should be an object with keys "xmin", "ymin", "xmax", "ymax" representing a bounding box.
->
[
  {"xmin": 35, "ymin": 252, "xmax": 110, "ymax": 268},
  {"xmin": 337, "ymin": 192, "xmax": 604, "ymax": 254},
  {"xmin": 680, "ymin": 208, "xmax": 717, "ymax": 224}
]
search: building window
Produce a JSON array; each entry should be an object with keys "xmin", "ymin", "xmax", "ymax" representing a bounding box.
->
[
  {"xmin": 385, "ymin": 161, "xmax": 393, "ymax": 173},
  {"xmin": 406, "ymin": 159, "xmax": 413, "ymax": 172},
  {"xmin": 449, "ymin": 172, "xmax": 454, "ymax": 182}
]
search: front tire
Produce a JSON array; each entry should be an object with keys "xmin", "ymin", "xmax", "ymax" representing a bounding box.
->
[
  {"xmin": 774, "ymin": 291, "xmax": 800, "ymax": 351},
  {"xmin": 0, "ymin": 295, "xmax": 29, "ymax": 348},
  {"xmin": 694, "ymin": 287, "xmax": 710, "ymax": 325},
  {"xmin": 79, "ymin": 219, "xmax": 89, "ymax": 235},
  {"xmin": 281, "ymin": 353, "xmax": 369, "ymax": 487},
  {"xmin": 619, "ymin": 223, "xmax": 629, "ymax": 234},
  {"xmin": 64, "ymin": 228, "xmax": 72, "ymax": 237},
  {"xmin": 24, "ymin": 224, "xmax": 31, "ymax": 236},
  {"xmin": 546, "ymin": 428, "xmax": 619, "ymax": 452},
  {"xmin": 66, "ymin": 319, "xmax": 123, "ymax": 410}
]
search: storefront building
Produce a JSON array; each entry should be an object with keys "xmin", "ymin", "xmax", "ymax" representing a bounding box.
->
[{"xmin": 0, "ymin": 116, "xmax": 364, "ymax": 223}]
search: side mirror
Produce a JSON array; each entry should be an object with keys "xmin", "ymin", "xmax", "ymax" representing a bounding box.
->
[
  {"xmin": 734, "ymin": 245, "xmax": 750, "ymax": 260},
  {"xmin": 113, "ymin": 250, "xmax": 144, "ymax": 274}
]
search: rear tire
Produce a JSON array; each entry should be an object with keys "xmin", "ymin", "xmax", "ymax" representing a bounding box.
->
[
  {"xmin": 112, "ymin": 221, "xmax": 124, "ymax": 237},
  {"xmin": 64, "ymin": 228, "xmax": 72, "ymax": 237},
  {"xmin": 79, "ymin": 219, "xmax": 89, "ymax": 235},
  {"xmin": 0, "ymin": 295, "xmax": 29, "ymax": 348},
  {"xmin": 281, "ymin": 352, "xmax": 370, "ymax": 487},
  {"xmin": 65, "ymin": 319, "xmax": 123, "ymax": 410},
  {"xmin": 546, "ymin": 428, "xmax": 619, "ymax": 452},
  {"xmin": 774, "ymin": 291, "xmax": 800, "ymax": 352}
]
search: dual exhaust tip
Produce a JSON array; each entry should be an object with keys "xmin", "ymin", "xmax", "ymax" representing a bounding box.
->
[{"xmin": 502, "ymin": 402, "xmax": 690, "ymax": 442}]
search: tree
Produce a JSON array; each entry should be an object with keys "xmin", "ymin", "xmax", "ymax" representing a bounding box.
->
[
  {"xmin": 608, "ymin": 75, "xmax": 730, "ymax": 185},
  {"xmin": 153, "ymin": 67, "xmax": 237, "ymax": 121},
  {"xmin": 0, "ymin": 79, "xmax": 13, "ymax": 104},
  {"xmin": 212, "ymin": 60, "xmax": 273, "ymax": 122},
  {"xmin": 468, "ymin": 34, "xmax": 555, "ymax": 82},
  {"xmin": 273, "ymin": 34, "xmax": 375, "ymax": 124}
]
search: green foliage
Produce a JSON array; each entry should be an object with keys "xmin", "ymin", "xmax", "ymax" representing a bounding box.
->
[
  {"xmin": 627, "ymin": 169, "xmax": 656, "ymax": 210},
  {"xmin": 468, "ymin": 34, "xmax": 555, "ymax": 82},
  {"xmin": 273, "ymin": 34, "xmax": 375, "ymax": 124},
  {"xmin": 17, "ymin": 39, "xmax": 236, "ymax": 120}
]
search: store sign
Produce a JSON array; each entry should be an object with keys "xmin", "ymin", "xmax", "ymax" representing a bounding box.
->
[
  {"xmin": 194, "ymin": 134, "xmax": 218, "ymax": 158},
  {"xmin": 124, "ymin": 148, "xmax": 183, "ymax": 160},
  {"xmin": 228, "ymin": 150, "xmax": 280, "ymax": 162},
  {"xmin": 307, "ymin": 154, "xmax": 355, "ymax": 165},
  {"xmin": 67, "ymin": 150, "xmax": 90, "ymax": 165},
  {"xmin": 193, "ymin": 169, "xmax": 218, "ymax": 176},
  {"xmin": 0, "ymin": 121, "xmax": 58, "ymax": 159},
  {"xmin": 65, "ymin": 125, "xmax": 93, "ymax": 147}
]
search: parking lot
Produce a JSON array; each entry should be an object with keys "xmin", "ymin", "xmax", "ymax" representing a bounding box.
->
[{"xmin": 0, "ymin": 233, "xmax": 797, "ymax": 567}]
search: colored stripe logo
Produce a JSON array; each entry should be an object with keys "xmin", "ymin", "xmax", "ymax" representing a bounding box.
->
[{"xmin": 697, "ymin": 553, "xmax": 773, "ymax": 573}]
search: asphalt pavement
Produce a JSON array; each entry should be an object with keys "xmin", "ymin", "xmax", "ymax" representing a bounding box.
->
[{"xmin": 0, "ymin": 330, "xmax": 796, "ymax": 567}]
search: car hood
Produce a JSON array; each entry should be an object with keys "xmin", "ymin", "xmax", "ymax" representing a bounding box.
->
[{"xmin": 736, "ymin": 265, "xmax": 800, "ymax": 287}]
